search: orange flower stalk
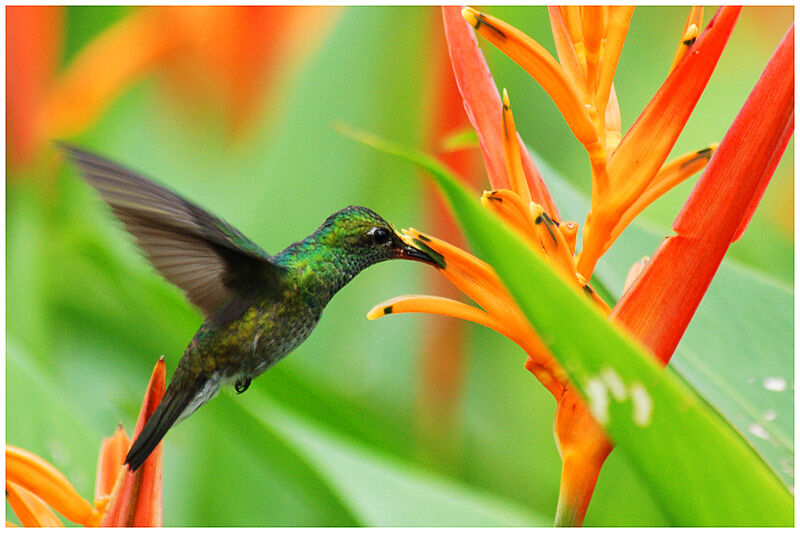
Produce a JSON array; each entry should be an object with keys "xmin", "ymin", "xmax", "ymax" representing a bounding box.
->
[
  {"xmin": 6, "ymin": 358, "xmax": 166, "ymax": 527},
  {"xmin": 416, "ymin": 7, "xmax": 487, "ymax": 456},
  {"xmin": 366, "ymin": 6, "xmax": 792, "ymax": 526}
]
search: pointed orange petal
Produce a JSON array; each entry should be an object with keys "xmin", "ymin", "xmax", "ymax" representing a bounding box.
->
[
  {"xmin": 462, "ymin": 7, "xmax": 597, "ymax": 147},
  {"xmin": 596, "ymin": 7, "xmax": 634, "ymax": 119},
  {"xmin": 368, "ymin": 295, "xmax": 511, "ymax": 336},
  {"xmin": 560, "ymin": 6, "xmax": 584, "ymax": 53},
  {"xmin": 607, "ymin": 6, "xmax": 739, "ymax": 194},
  {"xmin": 95, "ymin": 424, "xmax": 131, "ymax": 512},
  {"xmin": 579, "ymin": 6, "xmax": 741, "ymax": 278},
  {"xmin": 612, "ymin": 24, "xmax": 793, "ymax": 364},
  {"xmin": 547, "ymin": 7, "xmax": 588, "ymax": 99},
  {"xmin": 6, "ymin": 444, "xmax": 99, "ymax": 526},
  {"xmin": 6, "ymin": 480, "xmax": 64, "ymax": 527},
  {"xmin": 442, "ymin": 6, "xmax": 559, "ymax": 217},
  {"xmin": 100, "ymin": 358, "xmax": 165, "ymax": 527},
  {"xmin": 602, "ymin": 144, "xmax": 718, "ymax": 255},
  {"xmin": 501, "ymin": 90, "xmax": 533, "ymax": 204},
  {"xmin": 442, "ymin": 5, "xmax": 509, "ymax": 190},
  {"xmin": 580, "ymin": 6, "xmax": 604, "ymax": 100}
]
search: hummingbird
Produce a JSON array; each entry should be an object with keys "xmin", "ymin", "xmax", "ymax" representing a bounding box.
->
[{"xmin": 60, "ymin": 144, "xmax": 443, "ymax": 471}]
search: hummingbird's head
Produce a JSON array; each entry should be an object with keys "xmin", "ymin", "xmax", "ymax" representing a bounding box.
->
[{"xmin": 319, "ymin": 206, "xmax": 444, "ymax": 269}]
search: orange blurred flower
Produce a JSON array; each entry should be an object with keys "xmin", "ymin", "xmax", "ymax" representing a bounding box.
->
[
  {"xmin": 6, "ymin": 358, "xmax": 166, "ymax": 527},
  {"xmin": 6, "ymin": 6, "xmax": 340, "ymax": 168}
]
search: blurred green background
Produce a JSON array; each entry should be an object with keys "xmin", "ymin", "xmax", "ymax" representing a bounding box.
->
[{"xmin": 6, "ymin": 6, "xmax": 793, "ymax": 526}]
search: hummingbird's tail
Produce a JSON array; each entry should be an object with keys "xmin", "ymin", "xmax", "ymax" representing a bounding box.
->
[{"xmin": 125, "ymin": 374, "xmax": 219, "ymax": 471}]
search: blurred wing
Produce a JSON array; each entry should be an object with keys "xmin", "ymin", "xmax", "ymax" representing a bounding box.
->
[{"xmin": 60, "ymin": 143, "xmax": 287, "ymax": 318}]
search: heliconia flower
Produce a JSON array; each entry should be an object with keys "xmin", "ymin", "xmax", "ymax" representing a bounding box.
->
[
  {"xmin": 6, "ymin": 358, "xmax": 166, "ymax": 527},
  {"xmin": 6, "ymin": 6, "xmax": 340, "ymax": 169},
  {"xmin": 459, "ymin": 5, "xmax": 734, "ymax": 279},
  {"xmin": 367, "ymin": 5, "xmax": 792, "ymax": 526}
]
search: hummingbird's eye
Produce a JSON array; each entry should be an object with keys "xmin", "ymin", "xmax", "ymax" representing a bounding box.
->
[{"xmin": 368, "ymin": 227, "xmax": 391, "ymax": 246}]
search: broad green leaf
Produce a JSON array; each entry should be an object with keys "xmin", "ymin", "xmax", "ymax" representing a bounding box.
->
[
  {"xmin": 346, "ymin": 130, "xmax": 793, "ymax": 525},
  {"xmin": 541, "ymin": 157, "xmax": 794, "ymax": 490},
  {"xmin": 164, "ymin": 395, "xmax": 360, "ymax": 526},
  {"xmin": 239, "ymin": 391, "xmax": 550, "ymax": 526}
]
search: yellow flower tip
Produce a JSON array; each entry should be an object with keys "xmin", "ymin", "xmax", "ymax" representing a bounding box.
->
[
  {"xmin": 559, "ymin": 220, "xmax": 579, "ymax": 255},
  {"xmin": 481, "ymin": 190, "xmax": 500, "ymax": 203},
  {"xmin": 669, "ymin": 7, "xmax": 704, "ymax": 73},
  {"xmin": 502, "ymin": 87, "xmax": 510, "ymax": 109},
  {"xmin": 461, "ymin": 6, "xmax": 481, "ymax": 28},
  {"xmin": 367, "ymin": 295, "xmax": 415, "ymax": 320},
  {"xmin": 366, "ymin": 304, "xmax": 389, "ymax": 320},
  {"xmin": 682, "ymin": 24, "xmax": 699, "ymax": 46}
]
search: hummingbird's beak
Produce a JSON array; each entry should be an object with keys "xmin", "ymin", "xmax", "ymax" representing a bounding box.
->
[{"xmin": 394, "ymin": 233, "xmax": 446, "ymax": 268}]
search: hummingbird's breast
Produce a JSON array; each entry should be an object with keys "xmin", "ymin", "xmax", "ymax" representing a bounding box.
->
[{"xmin": 185, "ymin": 288, "xmax": 321, "ymax": 382}]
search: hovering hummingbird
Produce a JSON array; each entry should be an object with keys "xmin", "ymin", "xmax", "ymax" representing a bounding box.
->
[{"xmin": 61, "ymin": 144, "xmax": 443, "ymax": 471}]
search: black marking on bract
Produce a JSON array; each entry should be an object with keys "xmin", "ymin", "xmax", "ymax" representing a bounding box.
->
[
  {"xmin": 412, "ymin": 238, "xmax": 446, "ymax": 268},
  {"xmin": 474, "ymin": 14, "xmax": 507, "ymax": 41},
  {"xmin": 537, "ymin": 212, "xmax": 558, "ymax": 244},
  {"xmin": 384, "ymin": 305, "xmax": 394, "ymax": 315},
  {"xmin": 682, "ymin": 37, "xmax": 697, "ymax": 46},
  {"xmin": 583, "ymin": 284, "xmax": 595, "ymax": 296},
  {"xmin": 416, "ymin": 233, "xmax": 431, "ymax": 242},
  {"xmin": 235, "ymin": 377, "xmax": 251, "ymax": 394},
  {"xmin": 487, "ymin": 195, "xmax": 503, "ymax": 203},
  {"xmin": 680, "ymin": 146, "xmax": 715, "ymax": 169}
]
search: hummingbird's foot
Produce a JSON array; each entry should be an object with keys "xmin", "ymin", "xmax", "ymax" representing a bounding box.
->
[{"xmin": 234, "ymin": 377, "xmax": 251, "ymax": 394}]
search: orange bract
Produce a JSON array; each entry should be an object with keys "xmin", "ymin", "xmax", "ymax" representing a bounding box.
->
[{"xmin": 6, "ymin": 358, "xmax": 166, "ymax": 527}]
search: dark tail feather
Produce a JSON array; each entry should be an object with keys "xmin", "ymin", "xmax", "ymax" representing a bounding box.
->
[{"xmin": 125, "ymin": 380, "xmax": 199, "ymax": 471}]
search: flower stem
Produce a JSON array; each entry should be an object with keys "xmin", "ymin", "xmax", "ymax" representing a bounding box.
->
[{"xmin": 553, "ymin": 388, "xmax": 613, "ymax": 527}]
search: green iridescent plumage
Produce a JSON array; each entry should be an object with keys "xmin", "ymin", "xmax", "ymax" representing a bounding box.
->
[{"xmin": 61, "ymin": 144, "xmax": 439, "ymax": 471}]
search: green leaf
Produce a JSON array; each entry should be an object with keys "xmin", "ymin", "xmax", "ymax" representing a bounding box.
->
[
  {"xmin": 348, "ymin": 130, "xmax": 793, "ymax": 526},
  {"xmin": 541, "ymin": 157, "xmax": 794, "ymax": 491},
  {"xmin": 238, "ymin": 391, "xmax": 550, "ymax": 526},
  {"xmin": 164, "ymin": 395, "xmax": 360, "ymax": 526}
]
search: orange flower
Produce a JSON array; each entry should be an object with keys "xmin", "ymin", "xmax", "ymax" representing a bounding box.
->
[
  {"xmin": 6, "ymin": 358, "xmax": 165, "ymax": 527},
  {"xmin": 366, "ymin": 6, "xmax": 791, "ymax": 526}
]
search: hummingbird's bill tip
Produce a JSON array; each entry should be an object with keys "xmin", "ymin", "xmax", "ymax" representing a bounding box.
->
[{"xmin": 395, "ymin": 239, "xmax": 445, "ymax": 268}]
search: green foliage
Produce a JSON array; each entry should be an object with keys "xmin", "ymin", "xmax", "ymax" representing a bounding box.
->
[{"xmin": 7, "ymin": 6, "xmax": 793, "ymax": 527}]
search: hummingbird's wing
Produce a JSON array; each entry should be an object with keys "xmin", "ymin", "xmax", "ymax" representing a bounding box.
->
[{"xmin": 60, "ymin": 144, "xmax": 288, "ymax": 318}]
